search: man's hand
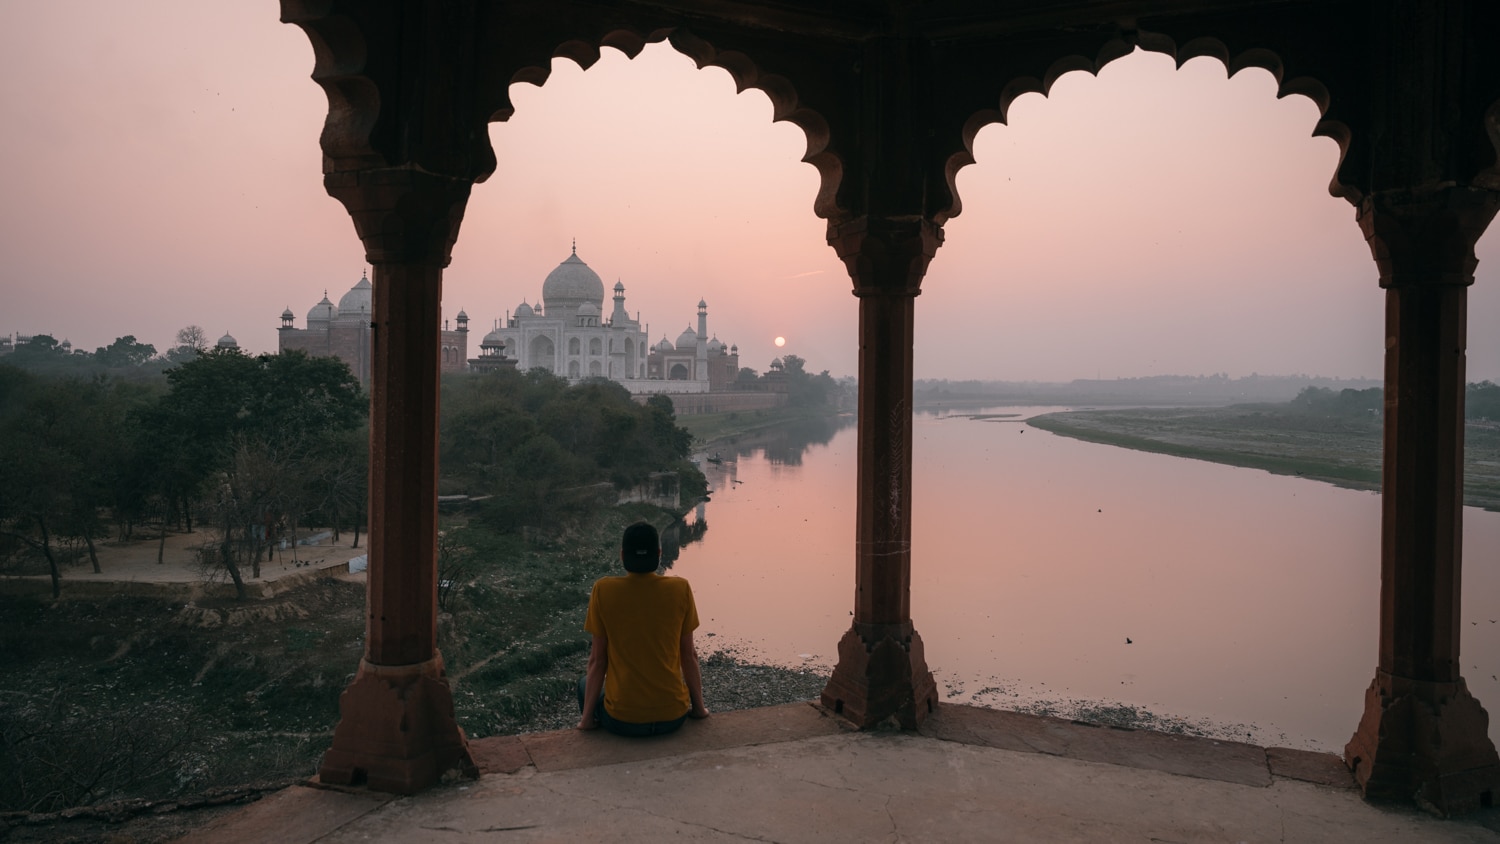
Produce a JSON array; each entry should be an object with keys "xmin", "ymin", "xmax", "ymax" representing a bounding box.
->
[
  {"xmin": 576, "ymin": 716, "xmax": 599, "ymax": 731},
  {"xmin": 689, "ymin": 703, "xmax": 710, "ymax": 719}
]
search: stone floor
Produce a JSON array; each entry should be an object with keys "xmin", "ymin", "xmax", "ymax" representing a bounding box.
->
[{"xmin": 181, "ymin": 703, "xmax": 1500, "ymax": 843}]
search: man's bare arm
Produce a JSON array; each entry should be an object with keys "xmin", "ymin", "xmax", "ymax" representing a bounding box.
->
[
  {"xmin": 680, "ymin": 630, "xmax": 709, "ymax": 719},
  {"xmin": 577, "ymin": 634, "xmax": 608, "ymax": 730}
]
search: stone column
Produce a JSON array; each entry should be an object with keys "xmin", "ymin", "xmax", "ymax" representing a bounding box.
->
[
  {"xmin": 317, "ymin": 168, "xmax": 477, "ymax": 794},
  {"xmin": 1345, "ymin": 187, "xmax": 1500, "ymax": 814},
  {"xmin": 820, "ymin": 216, "xmax": 941, "ymax": 728}
]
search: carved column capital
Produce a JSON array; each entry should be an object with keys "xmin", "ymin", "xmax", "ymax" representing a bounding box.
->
[
  {"xmin": 827, "ymin": 216, "xmax": 944, "ymax": 297},
  {"xmin": 325, "ymin": 167, "xmax": 476, "ymax": 267},
  {"xmin": 1357, "ymin": 187, "xmax": 1500, "ymax": 289}
]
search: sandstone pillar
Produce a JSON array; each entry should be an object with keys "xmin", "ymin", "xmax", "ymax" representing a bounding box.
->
[
  {"xmin": 1345, "ymin": 187, "xmax": 1500, "ymax": 814},
  {"xmin": 820, "ymin": 216, "xmax": 941, "ymax": 728},
  {"xmin": 317, "ymin": 168, "xmax": 477, "ymax": 793}
]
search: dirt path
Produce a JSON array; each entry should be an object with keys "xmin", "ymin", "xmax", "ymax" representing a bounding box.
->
[{"xmin": 1, "ymin": 529, "xmax": 369, "ymax": 599}]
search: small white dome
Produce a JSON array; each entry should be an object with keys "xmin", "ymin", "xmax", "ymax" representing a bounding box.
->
[
  {"xmin": 675, "ymin": 326, "xmax": 698, "ymax": 348},
  {"xmin": 336, "ymin": 273, "xmax": 372, "ymax": 320},
  {"xmin": 515, "ymin": 301, "xmax": 534, "ymax": 318},
  {"xmin": 578, "ymin": 302, "xmax": 599, "ymax": 316},
  {"xmin": 482, "ymin": 327, "xmax": 506, "ymax": 347},
  {"xmin": 280, "ymin": 307, "xmax": 294, "ymax": 320},
  {"xmin": 707, "ymin": 335, "xmax": 723, "ymax": 353},
  {"xmin": 216, "ymin": 333, "xmax": 239, "ymax": 349},
  {"xmin": 308, "ymin": 293, "xmax": 337, "ymax": 323},
  {"xmin": 656, "ymin": 336, "xmax": 674, "ymax": 353}
]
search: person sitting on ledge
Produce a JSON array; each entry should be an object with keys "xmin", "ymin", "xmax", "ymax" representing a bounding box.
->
[{"xmin": 576, "ymin": 521, "xmax": 710, "ymax": 736}]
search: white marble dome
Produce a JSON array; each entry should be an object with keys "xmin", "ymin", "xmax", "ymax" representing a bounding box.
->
[
  {"xmin": 675, "ymin": 326, "xmax": 698, "ymax": 348},
  {"xmin": 656, "ymin": 336, "xmax": 674, "ymax": 353},
  {"xmin": 516, "ymin": 301, "xmax": 534, "ymax": 318},
  {"xmin": 308, "ymin": 293, "xmax": 337, "ymax": 323},
  {"xmin": 216, "ymin": 332, "xmax": 239, "ymax": 349},
  {"xmin": 542, "ymin": 250, "xmax": 604, "ymax": 311},
  {"xmin": 337, "ymin": 273, "xmax": 372, "ymax": 320}
]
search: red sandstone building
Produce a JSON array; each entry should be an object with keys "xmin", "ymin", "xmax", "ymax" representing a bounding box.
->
[
  {"xmin": 278, "ymin": 272, "xmax": 471, "ymax": 385},
  {"xmin": 281, "ymin": 0, "xmax": 1500, "ymax": 815}
]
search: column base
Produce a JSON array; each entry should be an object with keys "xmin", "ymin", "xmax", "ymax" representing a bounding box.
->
[
  {"xmin": 820, "ymin": 622, "xmax": 938, "ymax": 729},
  {"xmin": 1345, "ymin": 669, "xmax": 1499, "ymax": 815},
  {"xmin": 319, "ymin": 652, "xmax": 476, "ymax": 794}
]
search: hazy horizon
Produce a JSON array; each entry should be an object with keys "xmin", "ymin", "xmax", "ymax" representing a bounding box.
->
[{"xmin": 3, "ymin": 2, "xmax": 1497, "ymax": 383}]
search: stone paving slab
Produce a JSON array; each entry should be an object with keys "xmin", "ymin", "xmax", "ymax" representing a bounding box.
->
[
  {"xmin": 518, "ymin": 701, "xmax": 849, "ymax": 772},
  {"xmin": 169, "ymin": 782, "xmax": 391, "ymax": 844},
  {"xmin": 311, "ymin": 731, "xmax": 1500, "ymax": 843},
  {"xmin": 469, "ymin": 734, "xmax": 530, "ymax": 775},
  {"xmin": 922, "ymin": 702, "xmax": 1274, "ymax": 787},
  {"xmin": 1268, "ymin": 745, "xmax": 1360, "ymax": 788},
  {"xmin": 186, "ymin": 704, "xmax": 1500, "ymax": 843}
]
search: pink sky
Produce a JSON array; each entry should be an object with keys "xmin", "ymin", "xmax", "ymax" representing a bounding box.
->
[{"xmin": 3, "ymin": 1, "xmax": 1497, "ymax": 382}]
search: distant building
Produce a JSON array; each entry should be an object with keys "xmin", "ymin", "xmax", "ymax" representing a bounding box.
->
[
  {"xmin": 278, "ymin": 272, "xmax": 470, "ymax": 386},
  {"xmin": 494, "ymin": 247, "xmax": 740, "ymax": 396},
  {"xmin": 276, "ymin": 250, "xmax": 769, "ymax": 414}
]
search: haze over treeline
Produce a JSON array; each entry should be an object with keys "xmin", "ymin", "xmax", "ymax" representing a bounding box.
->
[{"xmin": 916, "ymin": 373, "xmax": 1387, "ymax": 407}]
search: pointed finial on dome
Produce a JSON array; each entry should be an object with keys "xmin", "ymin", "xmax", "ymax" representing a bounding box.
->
[{"xmin": 572, "ymin": 238, "xmax": 576, "ymax": 255}]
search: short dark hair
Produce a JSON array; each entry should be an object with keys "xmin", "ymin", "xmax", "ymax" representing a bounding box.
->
[{"xmin": 621, "ymin": 522, "xmax": 660, "ymax": 573}]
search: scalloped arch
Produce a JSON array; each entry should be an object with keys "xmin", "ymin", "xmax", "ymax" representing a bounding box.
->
[
  {"xmin": 947, "ymin": 39, "xmax": 1130, "ymax": 223},
  {"xmin": 1161, "ymin": 35, "xmax": 1354, "ymax": 201},
  {"xmin": 485, "ymin": 25, "xmax": 840, "ymax": 220},
  {"xmin": 948, "ymin": 34, "xmax": 1358, "ymax": 221}
]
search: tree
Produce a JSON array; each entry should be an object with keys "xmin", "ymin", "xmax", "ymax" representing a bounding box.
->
[
  {"xmin": 0, "ymin": 370, "xmax": 145, "ymax": 594},
  {"xmin": 93, "ymin": 336, "xmax": 158, "ymax": 369},
  {"xmin": 440, "ymin": 368, "xmax": 704, "ymax": 534},
  {"xmin": 777, "ymin": 354, "xmax": 842, "ymax": 408},
  {"xmin": 1469, "ymin": 381, "xmax": 1500, "ymax": 421},
  {"xmin": 165, "ymin": 325, "xmax": 208, "ymax": 365},
  {"xmin": 142, "ymin": 348, "xmax": 365, "ymax": 597}
]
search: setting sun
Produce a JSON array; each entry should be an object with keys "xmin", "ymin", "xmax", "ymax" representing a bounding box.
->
[{"xmin": 774, "ymin": 336, "xmax": 786, "ymax": 347}]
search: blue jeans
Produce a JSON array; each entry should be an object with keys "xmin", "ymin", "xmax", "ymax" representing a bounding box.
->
[{"xmin": 576, "ymin": 676, "xmax": 688, "ymax": 737}]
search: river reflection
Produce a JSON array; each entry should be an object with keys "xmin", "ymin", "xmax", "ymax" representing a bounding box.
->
[{"xmin": 673, "ymin": 406, "xmax": 1500, "ymax": 751}]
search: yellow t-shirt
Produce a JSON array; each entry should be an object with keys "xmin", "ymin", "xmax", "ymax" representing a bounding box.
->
[{"xmin": 584, "ymin": 572, "xmax": 700, "ymax": 723}]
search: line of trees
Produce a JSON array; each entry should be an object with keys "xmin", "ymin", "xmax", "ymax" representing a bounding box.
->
[
  {"xmin": 1290, "ymin": 383, "xmax": 1500, "ymax": 421},
  {"xmin": 3, "ymin": 326, "xmax": 213, "ymax": 379},
  {"xmin": 440, "ymin": 368, "xmax": 704, "ymax": 533},
  {"xmin": 0, "ymin": 347, "xmax": 367, "ymax": 599}
]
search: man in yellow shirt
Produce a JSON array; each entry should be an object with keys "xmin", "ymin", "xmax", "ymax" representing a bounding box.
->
[{"xmin": 577, "ymin": 522, "xmax": 710, "ymax": 735}]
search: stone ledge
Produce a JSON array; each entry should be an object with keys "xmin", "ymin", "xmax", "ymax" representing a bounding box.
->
[{"xmin": 920, "ymin": 702, "xmax": 1273, "ymax": 787}]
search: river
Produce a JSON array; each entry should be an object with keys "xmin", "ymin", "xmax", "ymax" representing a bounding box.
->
[{"xmin": 671, "ymin": 406, "xmax": 1500, "ymax": 751}]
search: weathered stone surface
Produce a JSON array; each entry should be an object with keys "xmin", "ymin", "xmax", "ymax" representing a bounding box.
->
[
  {"xmin": 468, "ymin": 735, "xmax": 530, "ymax": 775},
  {"xmin": 1269, "ymin": 746, "xmax": 1358, "ymax": 788},
  {"xmin": 520, "ymin": 702, "xmax": 846, "ymax": 773},
  {"xmin": 170, "ymin": 783, "xmax": 390, "ymax": 844},
  {"xmin": 921, "ymin": 703, "xmax": 1272, "ymax": 787}
]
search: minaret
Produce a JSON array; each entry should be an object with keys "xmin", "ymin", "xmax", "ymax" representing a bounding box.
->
[
  {"xmin": 611, "ymin": 280, "xmax": 631, "ymax": 325},
  {"xmin": 696, "ymin": 299, "xmax": 709, "ymax": 382}
]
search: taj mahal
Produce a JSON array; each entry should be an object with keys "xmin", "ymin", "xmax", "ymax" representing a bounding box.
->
[{"xmin": 278, "ymin": 247, "xmax": 747, "ymax": 401}]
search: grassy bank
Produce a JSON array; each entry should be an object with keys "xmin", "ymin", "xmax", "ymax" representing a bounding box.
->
[
  {"xmin": 679, "ymin": 405, "xmax": 851, "ymax": 450},
  {"xmin": 1028, "ymin": 406, "xmax": 1500, "ymax": 511}
]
